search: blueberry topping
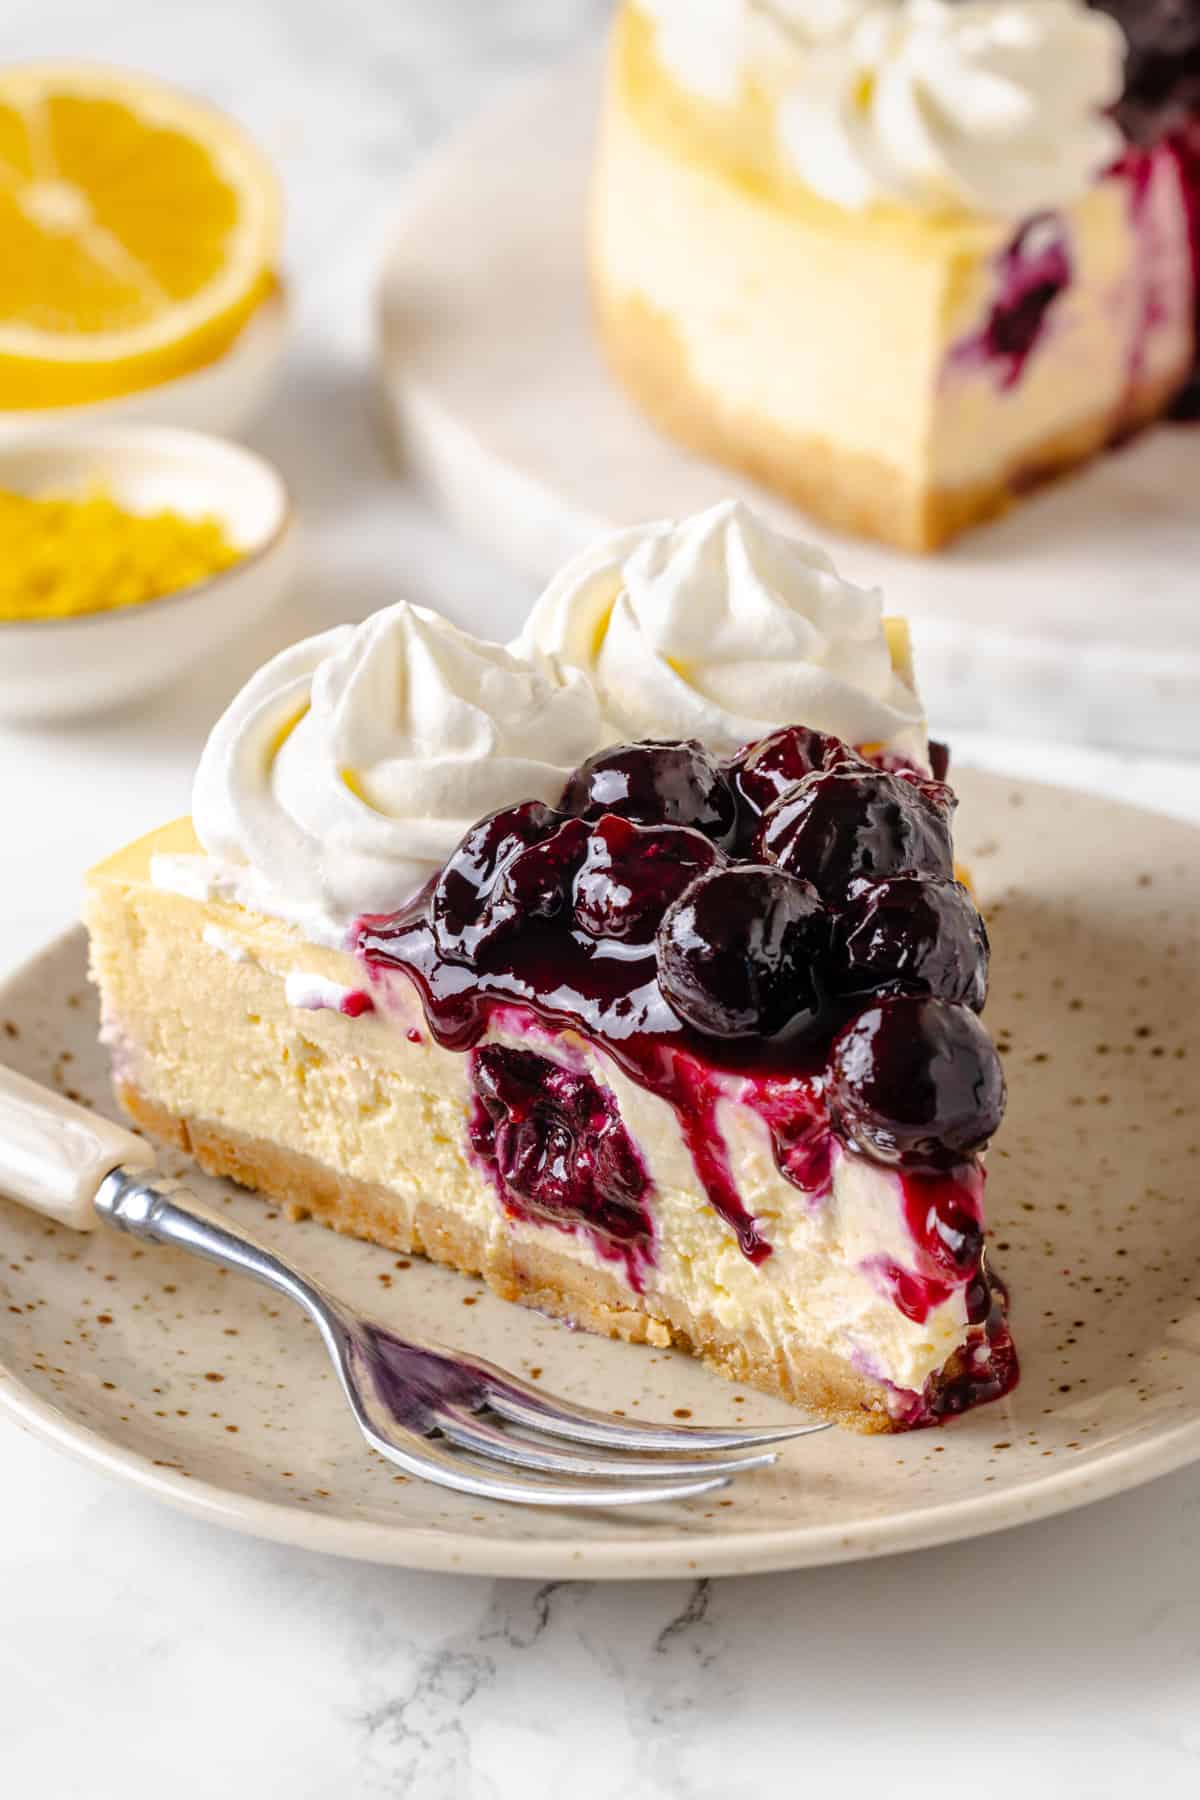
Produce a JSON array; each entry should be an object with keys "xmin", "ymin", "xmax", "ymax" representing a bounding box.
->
[
  {"xmin": 828, "ymin": 997, "xmax": 1006, "ymax": 1167},
  {"xmin": 491, "ymin": 817, "xmax": 592, "ymax": 926},
  {"xmin": 756, "ymin": 765, "xmax": 955, "ymax": 903},
  {"xmin": 656, "ymin": 864, "xmax": 830, "ymax": 1040},
  {"xmin": 724, "ymin": 725, "xmax": 865, "ymax": 820},
  {"xmin": 838, "ymin": 873, "xmax": 989, "ymax": 1011},
  {"xmin": 359, "ymin": 722, "xmax": 1007, "ymax": 1281},
  {"xmin": 573, "ymin": 815, "xmax": 721, "ymax": 943},
  {"xmin": 560, "ymin": 739, "xmax": 737, "ymax": 845},
  {"xmin": 432, "ymin": 800, "xmax": 579, "ymax": 963}
]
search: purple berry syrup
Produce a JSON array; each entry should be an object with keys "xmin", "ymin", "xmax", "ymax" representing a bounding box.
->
[{"xmin": 468, "ymin": 1043, "xmax": 656, "ymax": 1289}]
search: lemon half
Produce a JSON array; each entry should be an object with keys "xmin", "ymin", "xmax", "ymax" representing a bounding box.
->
[{"xmin": 0, "ymin": 62, "xmax": 282, "ymax": 409}]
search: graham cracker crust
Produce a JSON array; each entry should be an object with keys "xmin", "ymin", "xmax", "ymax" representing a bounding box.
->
[
  {"xmin": 592, "ymin": 281, "xmax": 1186, "ymax": 553},
  {"xmin": 117, "ymin": 1079, "xmax": 905, "ymax": 1432}
]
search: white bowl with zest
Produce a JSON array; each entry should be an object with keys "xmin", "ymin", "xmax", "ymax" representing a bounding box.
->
[{"xmin": 0, "ymin": 425, "xmax": 296, "ymax": 724}]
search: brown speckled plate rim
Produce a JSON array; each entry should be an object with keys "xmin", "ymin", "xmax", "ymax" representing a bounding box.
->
[
  {"xmin": 1, "ymin": 762, "xmax": 1199, "ymax": 1579},
  {"xmin": 4, "ymin": 1279, "xmax": 1200, "ymax": 1577}
]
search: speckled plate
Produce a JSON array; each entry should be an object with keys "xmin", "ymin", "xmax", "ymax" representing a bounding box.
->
[{"xmin": 1, "ymin": 769, "xmax": 1197, "ymax": 1577}]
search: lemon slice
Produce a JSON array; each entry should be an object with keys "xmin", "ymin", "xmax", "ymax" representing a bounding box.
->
[{"xmin": 0, "ymin": 62, "xmax": 282, "ymax": 409}]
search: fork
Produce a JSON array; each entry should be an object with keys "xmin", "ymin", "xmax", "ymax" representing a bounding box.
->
[{"xmin": 0, "ymin": 1066, "xmax": 827, "ymax": 1507}]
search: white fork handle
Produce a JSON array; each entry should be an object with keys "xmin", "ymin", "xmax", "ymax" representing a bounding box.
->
[{"xmin": 0, "ymin": 1064, "xmax": 155, "ymax": 1231}]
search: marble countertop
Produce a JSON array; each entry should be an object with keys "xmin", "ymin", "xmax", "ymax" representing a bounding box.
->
[{"xmin": 1, "ymin": 2, "xmax": 1199, "ymax": 1794}]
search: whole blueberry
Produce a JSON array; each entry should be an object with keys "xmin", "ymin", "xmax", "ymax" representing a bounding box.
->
[
  {"xmin": 572, "ymin": 815, "xmax": 721, "ymax": 943},
  {"xmin": 756, "ymin": 766, "xmax": 955, "ymax": 903},
  {"xmin": 560, "ymin": 740, "xmax": 737, "ymax": 846},
  {"xmin": 656, "ymin": 864, "xmax": 831, "ymax": 1040},
  {"xmin": 828, "ymin": 996, "xmax": 1005, "ymax": 1166},
  {"xmin": 838, "ymin": 874, "xmax": 989, "ymax": 1011},
  {"xmin": 724, "ymin": 725, "xmax": 865, "ymax": 821},
  {"xmin": 490, "ymin": 816, "xmax": 592, "ymax": 927},
  {"xmin": 432, "ymin": 801, "xmax": 580, "ymax": 963}
]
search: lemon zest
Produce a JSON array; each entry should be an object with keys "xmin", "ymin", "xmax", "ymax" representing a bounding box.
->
[{"xmin": 0, "ymin": 483, "xmax": 242, "ymax": 621}]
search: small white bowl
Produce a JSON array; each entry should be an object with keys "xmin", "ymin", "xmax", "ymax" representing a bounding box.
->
[
  {"xmin": 0, "ymin": 425, "xmax": 296, "ymax": 723},
  {"xmin": 0, "ymin": 288, "xmax": 289, "ymax": 448}
]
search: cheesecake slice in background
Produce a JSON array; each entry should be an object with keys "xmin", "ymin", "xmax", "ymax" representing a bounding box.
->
[{"xmin": 592, "ymin": 1, "xmax": 1198, "ymax": 551}]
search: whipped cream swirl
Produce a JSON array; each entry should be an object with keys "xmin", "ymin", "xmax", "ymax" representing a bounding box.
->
[
  {"xmin": 640, "ymin": 0, "xmax": 1126, "ymax": 217},
  {"xmin": 515, "ymin": 500, "xmax": 926, "ymax": 761},
  {"xmin": 778, "ymin": 0, "xmax": 1126, "ymax": 217},
  {"xmin": 191, "ymin": 602, "xmax": 609, "ymax": 933},
  {"xmin": 639, "ymin": 0, "xmax": 873, "ymax": 105}
]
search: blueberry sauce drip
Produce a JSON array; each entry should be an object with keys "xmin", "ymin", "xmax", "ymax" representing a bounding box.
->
[
  {"xmin": 469, "ymin": 1044, "xmax": 655, "ymax": 1288},
  {"xmin": 866, "ymin": 1162, "xmax": 1016, "ymax": 1425},
  {"xmin": 354, "ymin": 729, "xmax": 1014, "ymax": 1416},
  {"xmin": 869, "ymin": 1163, "xmax": 986, "ymax": 1326},
  {"xmin": 949, "ymin": 214, "xmax": 1073, "ymax": 389},
  {"xmin": 889, "ymin": 1265, "xmax": 1019, "ymax": 1428},
  {"xmin": 740, "ymin": 1073, "xmax": 833, "ymax": 1197},
  {"xmin": 902, "ymin": 1165, "xmax": 986, "ymax": 1281}
]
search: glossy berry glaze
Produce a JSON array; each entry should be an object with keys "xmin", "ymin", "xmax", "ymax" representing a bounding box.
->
[
  {"xmin": 355, "ymin": 729, "xmax": 1017, "ymax": 1423},
  {"xmin": 469, "ymin": 1044, "xmax": 655, "ymax": 1289}
]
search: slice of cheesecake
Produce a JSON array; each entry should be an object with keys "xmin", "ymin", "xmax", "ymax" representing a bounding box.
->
[
  {"xmin": 87, "ymin": 736, "xmax": 1014, "ymax": 1434},
  {"xmin": 592, "ymin": 2, "xmax": 1198, "ymax": 551},
  {"xmin": 85, "ymin": 505, "xmax": 1017, "ymax": 1430}
]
